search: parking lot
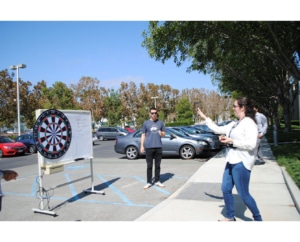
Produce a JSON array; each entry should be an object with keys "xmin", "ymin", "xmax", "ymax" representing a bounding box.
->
[{"xmin": 0, "ymin": 140, "xmax": 214, "ymax": 221}]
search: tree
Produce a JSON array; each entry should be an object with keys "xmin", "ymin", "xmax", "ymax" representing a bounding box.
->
[
  {"xmin": 175, "ymin": 97, "xmax": 193, "ymax": 124},
  {"xmin": 42, "ymin": 81, "xmax": 76, "ymax": 110},
  {"xmin": 118, "ymin": 81, "xmax": 139, "ymax": 127},
  {"xmin": 70, "ymin": 76, "xmax": 104, "ymax": 124},
  {"xmin": 104, "ymin": 89, "xmax": 122, "ymax": 126},
  {"xmin": 0, "ymin": 70, "xmax": 17, "ymax": 128},
  {"xmin": 142, "ymin": 21, "xmax": 300, "ymax": 131}
]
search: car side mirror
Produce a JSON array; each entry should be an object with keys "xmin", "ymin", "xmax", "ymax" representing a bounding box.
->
[{"xmin": 170, "ymin": 134, "xmax": 176, "ymax": 139}]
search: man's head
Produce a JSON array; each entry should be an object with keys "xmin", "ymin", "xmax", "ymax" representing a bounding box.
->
[
  {"xmin": 253, "ymin": 104, "xmax": 259, "ymax": 113},
  {"xmin": 149, "ymin": 107, "xmax": 158, "ymax": 120}
]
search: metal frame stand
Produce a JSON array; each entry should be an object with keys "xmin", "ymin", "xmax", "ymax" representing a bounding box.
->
[{"xmin": 32, "ymin": 158, "xmax": 104, "ymax": 216}]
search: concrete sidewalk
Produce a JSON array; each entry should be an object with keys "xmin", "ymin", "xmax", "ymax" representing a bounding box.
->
[{"xmin": 136, "ymin": 139, "xmax": 300, "ymax": 221}]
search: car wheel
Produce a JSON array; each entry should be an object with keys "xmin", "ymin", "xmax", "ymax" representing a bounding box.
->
[
  {"xmin": 0, "ymin": 149, "xmax": 3, "ymax": 158},
  {"xmin": 125, "ymin": 146, "xmax": 139, "ymax": 160},
  {"xmin": 29, "ymin": 145, "xmax": 37, "ymax": 154},
  {"xmin": 98, "ymin": 136, "xmax": 104, "ymax": 141},
  {"xmin": 179, "ymin": 145, "xmax": 195, "ymax": 159}
]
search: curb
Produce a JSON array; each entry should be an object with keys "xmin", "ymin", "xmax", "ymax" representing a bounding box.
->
[{"xmin": 281, "ymin": 166, "xmax": 300, "ymax": 214}]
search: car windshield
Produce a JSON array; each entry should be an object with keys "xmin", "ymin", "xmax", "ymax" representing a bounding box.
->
[
  {"xmin": 133, "ymin": 129, "xmax": 142, "ymax": 137},
  {"xmin": 194, "ymin": 125, "xmax": 214, "ymax": 133},
  {"xmin": 166, "ymin": 128, "xmax": 188, "ymax": 138},
  {"xmin": 181, "ymin": 127, "xmax": 199, "ymax": 135},
  {"xmin": 0, "ymin": 137, "xmax": 14, "ymax": 143}
]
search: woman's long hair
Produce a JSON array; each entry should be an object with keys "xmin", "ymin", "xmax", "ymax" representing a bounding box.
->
[{"xmin": 236, "ymin": 97, "xmax": 256, "ymax": 123}]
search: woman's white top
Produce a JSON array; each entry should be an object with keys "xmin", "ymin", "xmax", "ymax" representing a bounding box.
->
[{"xmin": 204, "ymin": 117, "xmax": 258, "ymax": 170}]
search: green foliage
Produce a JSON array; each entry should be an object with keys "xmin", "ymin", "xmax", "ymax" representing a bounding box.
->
[
  {"xmin": 267, "ymin": 128, "xmax": 300, "ymax": 188},
  {"xmin": 175, "ymin": 97, "xmax": 193, "ymax": 123},
  {"xmin": 105, "ymin": 89, "xmax": 122, "ymax": 126},
  {"xmin": 142, "ymin": 21, "xmax": 300, "ymax": 132},
  {"xmin": 291, "ymin": 120, "xmax": 300, "ymax": 126},
  {"xmin": 271, "ymin": 144, "xmax": 300, "ymax": 188},
  {"xmin": 266, "ymin": 129, "xmax": 300, "ymax": 143},
  {"xmin": 42, "ymin": 81, "xmax": 76, "ymax": 109},
  {"xmin": 135, "ymin": 107, "xmax": 152, "ymax": 129}
]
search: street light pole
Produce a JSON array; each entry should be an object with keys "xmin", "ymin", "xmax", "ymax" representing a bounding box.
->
[
  {"xmin": 151, "ymin": 96, "xmax": 158, "ymax": 108},
  {"xmin": 9, "ymin": 64, "xmax": 26, "ymax": 136}
]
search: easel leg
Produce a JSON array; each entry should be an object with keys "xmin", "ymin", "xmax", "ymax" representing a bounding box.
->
[
  {"xmin": 32, "ymin": 162, "xmax": 57, "ymax": 216},
  {"xmin": 83, "ymin": 158, "xmax": 105, "ymax": 195}
]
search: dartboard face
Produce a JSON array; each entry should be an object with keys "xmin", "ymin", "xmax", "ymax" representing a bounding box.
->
[{"xmin": 33, "ymin": 109, "xmax": 72, "ymax": 159}]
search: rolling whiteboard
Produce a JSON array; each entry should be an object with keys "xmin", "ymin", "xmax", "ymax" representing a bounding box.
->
[{"xmin": 33, "ymin": 109, "xmax": 93, "ymax": 167}]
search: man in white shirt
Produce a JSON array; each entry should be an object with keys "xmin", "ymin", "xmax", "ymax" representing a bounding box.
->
[{"xmin": 253, "ymin": 105, "xmax": 268, "ymax": 165}]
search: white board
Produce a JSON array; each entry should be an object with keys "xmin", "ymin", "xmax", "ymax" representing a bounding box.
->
[{"xmin": 33, "ymin": 109, "xmax": 93, "ymax": 167}]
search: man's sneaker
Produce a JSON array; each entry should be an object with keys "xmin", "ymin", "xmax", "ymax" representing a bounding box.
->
[
  {"xmin": 155, "ymin": 181, "xmax": 165, "ymax": 187},
  {"xmin": 143, "ymin": 183, "xmax": 152, "ymax": 189}
]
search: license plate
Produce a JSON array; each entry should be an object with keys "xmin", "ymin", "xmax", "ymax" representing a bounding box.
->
[{"xmin": 18, "ymin": 150, "xmax": 23, "ymax": 153}]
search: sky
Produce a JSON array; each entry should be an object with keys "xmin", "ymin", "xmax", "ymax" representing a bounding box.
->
[
  {"xmin": 0, "ymin": 1, "xmax": 293, "ymax": 94},
  {"xmin": 0, "ymin": 21, "xmax": 218, "ymax": 92}
]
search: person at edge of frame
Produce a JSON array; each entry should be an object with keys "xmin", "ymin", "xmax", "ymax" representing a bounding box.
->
[{"xmin": 0, "ymin": 169, "xmax": 18, "ymax": 211}]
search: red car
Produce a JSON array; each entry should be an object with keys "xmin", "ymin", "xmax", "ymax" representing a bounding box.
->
[
  {"xmin": 124, "ymin": 126, "xmax": 135, "ymax": 133},
  {"xmin": 0, "ymin": 136, "xmax": 27, "ymax": 158}
]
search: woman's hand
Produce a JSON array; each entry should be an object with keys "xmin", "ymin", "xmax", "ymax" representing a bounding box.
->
[
  {"xmin": 197, "ymin": 107, "xmax": 207, "ymax": 120},
  {"xmin": 219, "ymin": 135, "xmax": 233, "ymax": 145}
]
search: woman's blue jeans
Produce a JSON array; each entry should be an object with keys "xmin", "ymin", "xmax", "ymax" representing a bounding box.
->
[{"xmin": 221, "ymin": 161, "xmax": 262, "ymax": 221}]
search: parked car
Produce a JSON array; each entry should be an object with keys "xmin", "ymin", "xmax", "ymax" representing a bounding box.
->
[
  {"xmin": 0, "ymin": 136, "xmax": 27, "ymax": 158},
  {"xmin": 114, "ymin": 128, "xmax": 210, "ymax": 160},
  {"xmin": 14, "ymin": 134, "xmax": 37, "ymax": 154},
  {"xmin": 96, "ymin": 126, "xmax": 129, "ymax": 141},
  {"xmin": 193, "ymin": 124, "xmax": 215, "ymax": 134},
  {"xmin": 218, "ymin": 120, "xmax": 234, "ymax": 126},
  {"xmin": 169, "ymin": 126, "xmax": 221, "ymax": 151},
  {"xmin": 124, "ymin": 126, "xmax": 135, "ymax": 133},
  {"xmin": 92, "ymin": 133, "xmax": 99, "ymax": 145}
]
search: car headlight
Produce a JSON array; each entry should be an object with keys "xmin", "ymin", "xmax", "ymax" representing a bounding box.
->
[{"xmin": 199, "ymin": 141, "xmax": 208, "ymax": 146}]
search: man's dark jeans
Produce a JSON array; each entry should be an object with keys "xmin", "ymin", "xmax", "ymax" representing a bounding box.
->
[{"xmin": 145, "ymin": 148, "xmax": 162, "ymax": 183}]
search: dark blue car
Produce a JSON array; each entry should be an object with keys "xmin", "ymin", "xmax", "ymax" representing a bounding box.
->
[{"xmin": 15, "ymin": 134, "xmax": 37, "ymax": 154}]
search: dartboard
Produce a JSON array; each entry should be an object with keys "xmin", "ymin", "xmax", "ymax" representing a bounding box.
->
[{"xmin": 33, "ymin": 109, "xmax": 72, "ymax": 159}]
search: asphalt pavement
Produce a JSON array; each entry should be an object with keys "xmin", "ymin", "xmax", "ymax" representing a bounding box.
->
[
  {"xmin": 1, "ymin": 137, "xmax": 299, "ymax": 241},
  {"xmin": 1, "ymin": 137, "xmax": 299, "ymax": 224}
]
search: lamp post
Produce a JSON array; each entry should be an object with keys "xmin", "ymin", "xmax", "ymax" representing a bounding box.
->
[
  {"xmin": 9, "ymin": 64, "xmax": 26, "ymax": 136},
  {"xmin": 151, "ymin": 96, "xmax": 158, "ymax": 108}
]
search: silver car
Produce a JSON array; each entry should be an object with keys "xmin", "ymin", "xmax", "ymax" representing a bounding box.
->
[
  {"xmin": 169, "ymin": 126, "xmax": 221, "ymax": 151},
  {"xmin": 114, "ymin": 128, "xmax": 210, "ymax": 160},
  {"xmin": 96, "ymin": 126, "xmax": 129, "ymax": 141}
]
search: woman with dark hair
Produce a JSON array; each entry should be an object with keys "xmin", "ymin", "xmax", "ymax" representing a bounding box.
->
[{"xmin": 197, "ymin": 97, "xmax": 262, "ymax": 221}]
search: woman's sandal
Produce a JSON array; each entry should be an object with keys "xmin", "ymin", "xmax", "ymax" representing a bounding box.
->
[{"xmin": 218, "ymin": 217, "xmax": 236, "ymax": 222}]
